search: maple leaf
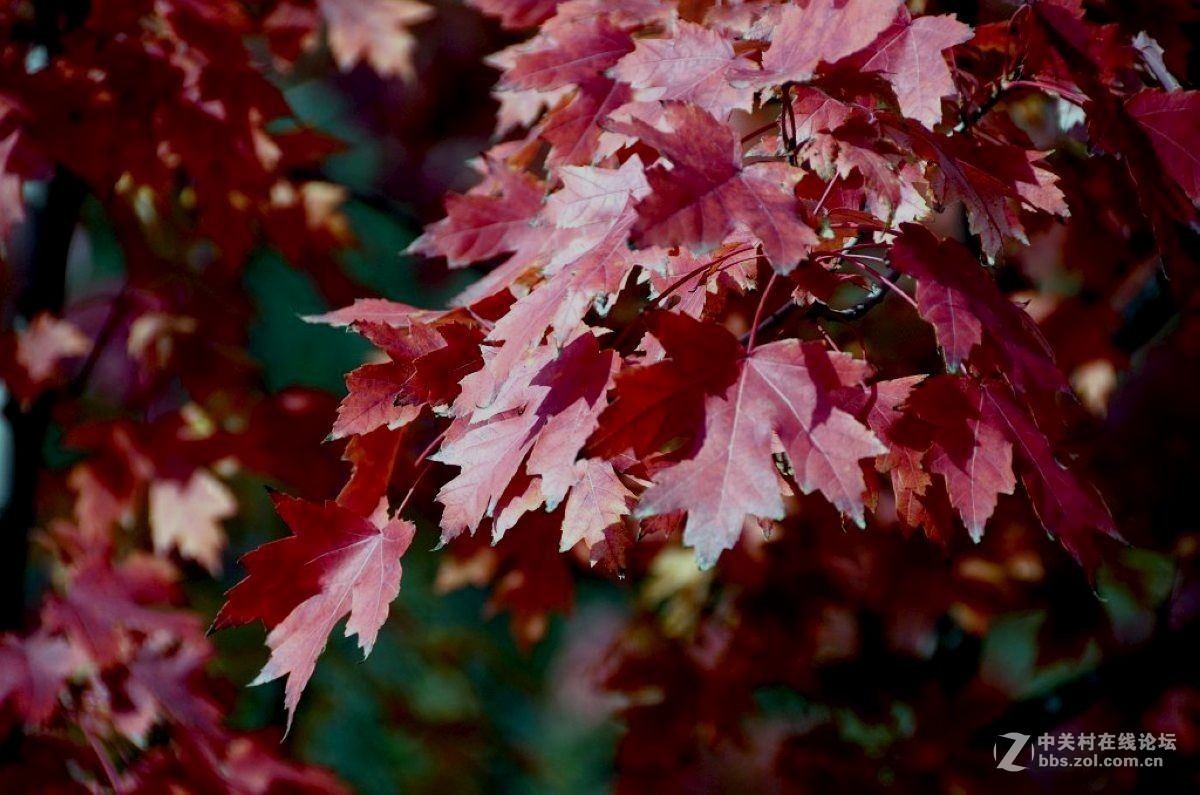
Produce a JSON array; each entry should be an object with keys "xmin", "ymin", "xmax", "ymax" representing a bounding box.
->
[
  {"xmin": 544, "ymin": 156, "xmax": 650, "ymax": 229},
  {"xmin": 408, "ymin": 161, "xmax": 544, "ymax": 267},
  {"xmin": 333, "ymin": 362, "xmax": 424, "ymax": 439},
  {"xmin": 474, "ymin": 213, "xmax": 645, "ymax": 394},
  {"xmin": 523, "ymin": 344, "xmax": 620, "ymax": 509},
  {"xmin": 432, "ymin": 333, "xmax": 615, "ymax": 541},
  {"xmin": 306, "ymin": 298, "xmax": 460, "ymax": 329},
  {"xmin": 538, "ymin": 77, "xmax": 632, "ymax": 167},
  {"xmin": 560, "ymin": 459, "xmax": 633, "ymax": 552},
  {"xmin": 890, "ymin": 224, "xmax": 1066, "ymax": 393},
  {"xmin": 226, "ymin": 497, "xmax": 416, "ymax": 727},
  {"xmin": 784, "ymin": 89, "xmax": 910, "ymax": 214},
  {"xmin": 229, "ymin": 389, "xmax": 349, "ymax": 501},
  {"xmin": 432, "ymin": 408, "xmax": 543, "ymax": 540},
  {"xmin": 589, "ymin": 311, "xmax": 742, "ymax": 458},
  {"xmin": 331, "ymin": 321, "xmax": 482, "ymax": 439},
  {"xmin": 467, "ymin": 0, "xmax": 562, "ymax": 29},
  {"xmin": 121, "ymin": 642, "xmax": 224, "ymax": 744},
  {"xmin": 0, "ymin": 632, "xmax": 85, "ymax": 726},
  {"xmin": 613, "ymin": 20, "xmax": 756, "ymax": 119},
  {"xmin": 850, "ymin": 376, "xmax": 958, "ymax": 540},
  {"xmin": 895, "ymin": 124, "xmax": 1067, "ymax": 257},
  {"xmin": 503, "ymin": 19, "xmax": 634, "ymax": 91},
  {"xmin": 149, "ymin": 470, "xmax": 237, "ymax": 574},
  {"xmin": 910, "ymin": 376, "xmax": 1015, "ymax": 541},
  {"xmin": 790, "ymin": 87, "xmax": 856, "ymax": 141},
  {"xmin": 453, "ymin": 164, "xmax": 648, "ymax": 401},
  {"xmin": 853, "ymin": 11, "xmax": 973, "ymax": 127},
  {"xmin": 262, "ymin": 2, "xmax": 323, "ymax": 65},
  {"xmin": 612, "ymin": 103, "xmax": 817, "ymax": 271},
  {"xmin": 639, "ymin": 233, "xmax": 759, "ymax": 320},
  {"xmin": 753, "ymin": 0, "xmax": 901, "ymax": 85},
  {"xmin": 980, "ymin": 381, "xmax": 1120, "ymax": 569},
  {"xmin": 43, "ymin": 555, "xmax": 202, "ymax": 667},
  {"xmin": 317, "ymin": 0, "xmax": 433, "ymax": 80},
  {"xmin": 336, "ymin": 428, "xmax": 405, "ymax": 517},
  {"xmin": 636, "ymin": 334, "xmax": 885, "ymax": 567},
  {"xmin": 1125, "ymin": 90, "xmax": 1200, "ymax": 203},
  {"xmin": 0, "ymin": 313, "xmax": 90, "ymax": 404},
  {"xmin": 495, "ymin": 83, "xmax": 573, "ymax": 136}
]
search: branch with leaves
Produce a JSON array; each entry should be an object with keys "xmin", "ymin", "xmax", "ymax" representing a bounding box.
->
[{"xmin": 216, "ymin": 0, "xmax": 1200, "ymax": 743}]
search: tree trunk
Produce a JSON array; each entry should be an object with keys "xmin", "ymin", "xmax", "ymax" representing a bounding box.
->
[{"xmin": 0, "ymin": 169, "xmax": 86, "ymax": 631}]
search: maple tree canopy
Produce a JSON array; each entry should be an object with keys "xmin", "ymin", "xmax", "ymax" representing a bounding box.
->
[
  {"xmin": 220, "ymin": 0, "xmax": 1199, "ymax": 722},
  {"xmin": 2, "ymin": 0, "xmax": 1199, "ymax": 790}
]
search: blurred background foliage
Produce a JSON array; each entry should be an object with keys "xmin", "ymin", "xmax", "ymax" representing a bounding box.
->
[{"xmin": 54, "ymin": 26, "xmax": 627, "ymax": 789}]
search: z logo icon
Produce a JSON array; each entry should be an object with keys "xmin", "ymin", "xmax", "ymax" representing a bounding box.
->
[{"xmin": 994, "ymin": 733, "xmax": 1032, "ymax": 772}]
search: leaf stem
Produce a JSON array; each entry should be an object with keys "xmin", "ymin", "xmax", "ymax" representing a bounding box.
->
[{"xmin": 745, "ymin": 272, "xmax": 778, "ymax": 352}]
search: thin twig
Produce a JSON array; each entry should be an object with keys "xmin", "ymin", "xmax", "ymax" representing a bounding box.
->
[
  {"xmin": 736, "ymin": 263, "xmax": 900, "ymax": 345},
  {"xmin": 396, "ymin": 463, "xmax": 432, "ymax": 515},
  {"xmin": 83, "ymin": 727, "xmax": 124, "ymax": 793},
  {"xmin": 740, "ymin": 121, "xmax": 778, "ymax": 144},
  {"xmin": 746, "ymin": 272, "xmax": 778, "ymax": 351},
  {"xmin": 68, "ymin": 283, "xmax": 131, "ymax": 397},
  {"xmin": 393, "ymin": 428, "xmax": 447, "ymax": 517},
  {"xmin": 610, "ymin": 245, "xmax": 757, "ymax": 350},
  {"xmin": 739, "ymin": 176, "xmax": 841, "ymax": 346},
  {"xmin": 843, "ymin": 255, "xmax": 919, "ymax": 312}
]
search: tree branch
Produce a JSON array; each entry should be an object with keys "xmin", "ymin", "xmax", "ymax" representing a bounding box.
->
[{"xmin": 738, "ymin": 269, "xmax": 895, "ymax": 346}]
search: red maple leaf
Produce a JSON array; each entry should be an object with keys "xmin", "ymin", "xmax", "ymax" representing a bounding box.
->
[
  {"xmin": 560, "ymin": 458, "xmax": 634, "ymax": 552},
  {"xmin": 332, "ymin": 321, "xmax": 482, "ymax": 439},
  {"xmin": 611, "ymin": 103, "xmax": 817, "ymax": 271},
  {"xmin": 910, "ymin": 375, "xmax": 1016, "ymax": 541},
  {"xmin": 503, "ymin": 19, "xmax": 634, "ymax": 90},
  {"xmin": 432, "ymin": 333, "xmax": 615, "ymax": 544},
  {"xmin": 1125, "ymin": 90, "xmax": 1200, "ymax": 203},
  {"xmin": 852, "ymin": 10, "xmax": 973, "ymax": 127},
  {"xmin": 980, "ymin": 381, "xmax": 1121, "ymax": 569},
  {"xmin": 0, "ymin": 313, "xmax": 91, "ymax": 405},
  {"xmin": 589, "ymin": 311, "xmax": 742, "ymax": 458},
  {"xmin": 895, "ymin": 125, "xmax": 1067, "ymax": 257},
  {"xmin": 613, "ymin": 20, "xmax": 755, "ymax": 119},
  {"xmin": 890, "ymin": 223, "xmax": 1066, "ymax": 393},
  {"xmin": 148, "ymin": 470, "xmax": 236, "ymax": 574},
  {"xmin": 538, "ymin": 77, "xmax": 633, "ymax": 167},
  {"xmin": 217, "ymin": 496, "xmax": 415, "ymax": 726},
  {"xmin": 467, "ymin": 0, "xmax": 563, "ymax": 30},
  {"xmin": 317, "ymin": 0, "xmax": 433, "ymax": 80},
  {"xmin": 753, "ymin": 0, "xmax": 901, "ymax": 84},
  {"xmin": 845, "ymin": 376, "xmax": 957, "ymax": 541},
  {"xmin": 0, "ymin": 632, "xmax": 85, "ymax": 726},
  {"xmin": 408, "ymin": 160, "xmax": 544, "ymax": 267},
  {"xmin": 636, "ymin": 333, "xmax": 884, "ymax": 567}
]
